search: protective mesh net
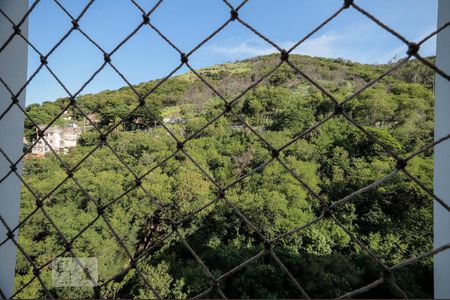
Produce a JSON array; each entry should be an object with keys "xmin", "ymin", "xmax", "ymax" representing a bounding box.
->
[{"xmin": 1, "ymin": 0, "xmax": 450, "ymax": 298}]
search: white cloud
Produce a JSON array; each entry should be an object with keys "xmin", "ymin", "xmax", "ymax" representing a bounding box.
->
[
  {"xmin": 207, "ymin": 31, "xmax": 390, "ymax": 64},
  {"xmin": 207, "ymin": 35, "xmax": 349, "ymax": 62},
  {"xmin": 292, "ymin": 33, "xmax": 340, "ymax": 58},
  {"xmin": 208, "ymin": 40, "xmax": 274, "ymax": 57},
  {"xmin": 206, "ymin": 24, "xmax": 437, "ymax": 64}
]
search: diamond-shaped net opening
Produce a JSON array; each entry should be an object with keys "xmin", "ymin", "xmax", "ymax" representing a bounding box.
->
[{"xmin": 1, "ymin": 0, "xmax": 450, "ymax": 298}]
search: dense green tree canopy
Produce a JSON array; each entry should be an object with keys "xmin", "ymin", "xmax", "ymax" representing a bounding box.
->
[{"xmin": 16, "ymin": 54, "xmax": 436, "ymax": 298}]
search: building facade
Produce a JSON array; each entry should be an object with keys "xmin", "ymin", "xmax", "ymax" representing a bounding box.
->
[{"xmin": 31, "ymin": 124, "xmax": 82, "ymax": 155}]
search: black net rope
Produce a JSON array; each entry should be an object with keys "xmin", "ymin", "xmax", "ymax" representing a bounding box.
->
[{"xmin": 0, "ymin": 0, "xmax": 449, "ymax": 298}]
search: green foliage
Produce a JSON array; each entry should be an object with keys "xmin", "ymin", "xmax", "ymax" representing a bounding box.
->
[{"xmin": 16, "ymin": 54, "xmax": 436, "ymax": 298}]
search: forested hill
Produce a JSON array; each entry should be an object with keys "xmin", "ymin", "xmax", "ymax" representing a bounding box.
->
[
  {"xmin": 24, "ymin": 54, "xmax": 434, "ymax": 142},
  {"xmin": 18, "ymin": 54, "xmax": 437, "ymax": 299}
]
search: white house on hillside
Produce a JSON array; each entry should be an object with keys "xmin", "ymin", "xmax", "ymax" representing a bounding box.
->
[{"xmin": 31, "ymin": 124, "xmax": 83, "ymax": 155}]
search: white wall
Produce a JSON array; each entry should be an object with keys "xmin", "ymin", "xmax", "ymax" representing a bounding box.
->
[
  {"xmin": 434, "ymin": 0, "xmax": 450, "ymax": 298},
  {"xmin": 0, "ymin": 0, "xmax": 28, "ymax": 297}
]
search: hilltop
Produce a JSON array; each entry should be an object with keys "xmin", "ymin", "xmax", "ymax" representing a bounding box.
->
[{"xmin": 23, "ymin": 54, "xmax": 434, "ymax": 142}]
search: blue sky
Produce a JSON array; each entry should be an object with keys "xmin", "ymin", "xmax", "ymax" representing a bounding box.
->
[{"xmin": 24, "ymin": 0, "xmax": 438, "ymax": 104}]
